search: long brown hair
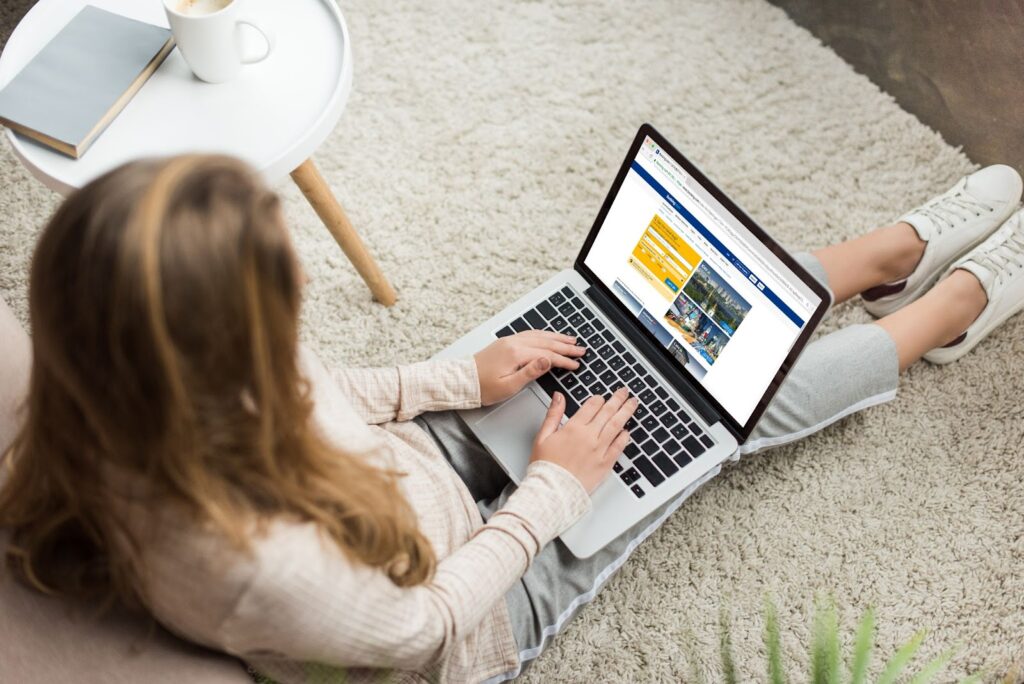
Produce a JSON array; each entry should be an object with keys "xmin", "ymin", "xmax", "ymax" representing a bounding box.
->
[{"xmin": 0, "ymin": 156, "xmax": 434, "ymax": 608}]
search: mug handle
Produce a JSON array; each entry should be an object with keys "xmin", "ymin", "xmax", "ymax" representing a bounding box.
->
[{"xmin": 236, "ymin": 19, "xmax": 275, "ymax": 64}]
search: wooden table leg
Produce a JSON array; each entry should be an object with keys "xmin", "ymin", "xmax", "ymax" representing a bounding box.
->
[{"xmin": 290, "ymin": 158, "xmax": 397, "ymax": 306}]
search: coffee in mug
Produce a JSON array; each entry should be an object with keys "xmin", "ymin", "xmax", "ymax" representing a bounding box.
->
[
  {"xmin": 163, "ymin": 0, "xmax": 274, "ymax": 84},
  {"xmin": 174, "ymin": 0, "xmax": 232, "ymax": 16}
]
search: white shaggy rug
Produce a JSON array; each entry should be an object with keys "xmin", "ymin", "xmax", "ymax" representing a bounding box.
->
[{"xmin": 2, "ymin": 0, "xmax": 1022, "ymax": 681}]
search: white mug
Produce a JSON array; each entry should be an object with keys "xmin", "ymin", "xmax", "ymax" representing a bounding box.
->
[{"xmin": 163, "ymin": 0, "xmax": 274, "ymax": 84}]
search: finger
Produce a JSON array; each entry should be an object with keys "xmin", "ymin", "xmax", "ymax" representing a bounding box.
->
[
  {"xmin": 590, "ymin": 386, "xmax": 629, "ymax": 427},
  {"xmin": 546, "ymin": 351, "xmax": 581, "ymax": 371},
  {"xmin": 601, "ymin": 429, "xmax": 631, "ymax": 463},
  {"xmin": 535, "ymin": 392, "xmax": 565, "ymax": 444},
  {"xmin": 530, "ymin": 339, "xmax": 587, "ymax": 358},
  {"xmin": 572, "ymin": 394, "xmax": 606, "ymax": 424},
  {"xmin": 518, "ymin": 329, "xmax": 578, "ymax": 346},
  {"xmin": 600, "ymin": 396, "xmax": 638, "ymax": 442},
  {"xmin": 507, "ymin": 356, "xmax": 551, "ymax": 389}
]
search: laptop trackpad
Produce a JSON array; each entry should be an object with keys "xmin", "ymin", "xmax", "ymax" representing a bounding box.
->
[{"xmin": 475, "ymin": 386, "xmax": 548, "ymax": 483}]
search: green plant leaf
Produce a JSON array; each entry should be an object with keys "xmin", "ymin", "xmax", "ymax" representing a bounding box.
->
[
  {"xmin": 877, "ymin": 631, "xmax": 926, "ymax": 684},
  {"xmin": 810, "ymin": 600, "xmax": 842, "ymax": 684},
  {"xmin": 907, "ymin": 648, "xmax": 955, "ymax": 684},
  {"xmin": 848, "ymin": 608, "xmax": 874, "ymax": 684},
  {"xmin": 763, "ymin": 597, "xmax": 787, "ymax": 684},
  {"xmin": 719, "ymin": 607, "xmax": 738, "ymax": 684}
]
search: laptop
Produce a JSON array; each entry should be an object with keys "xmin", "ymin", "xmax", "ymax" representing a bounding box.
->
[{"xmin": 436, "ymin": 124, "xmax": 830, "ymax": 558}]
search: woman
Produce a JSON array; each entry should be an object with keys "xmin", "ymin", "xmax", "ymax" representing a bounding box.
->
[{"xmin": 0, "ymin": 156, "xmax": 1021, "ymax": 683}]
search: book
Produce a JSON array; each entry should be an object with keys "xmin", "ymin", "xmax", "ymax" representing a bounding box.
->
[{"xmin": 0, "ymin": 6, "xmax": 174, "ymax": 159}]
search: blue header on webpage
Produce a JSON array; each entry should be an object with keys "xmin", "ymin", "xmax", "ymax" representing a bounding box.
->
[{"xmin": 629, "ymin": 161, "xmax": 805, "ymax": 327}]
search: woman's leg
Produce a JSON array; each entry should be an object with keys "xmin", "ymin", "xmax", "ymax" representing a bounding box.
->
[
  {"xmin": 812, "ymin": 222, "xmax": 925, "ymax": 304},
  {"xmin": 0, "ymin": 295, "xmax": 31, "ymax": 454}
]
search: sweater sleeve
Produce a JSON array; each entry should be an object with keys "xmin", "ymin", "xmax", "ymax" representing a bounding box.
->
[
  {"xmin": 327, "ymin": 358, "xmax": 482, "ymax": 424},
  {"xmin": 218, "ymin": 461, "xmax": 590, "ymax": 673}
]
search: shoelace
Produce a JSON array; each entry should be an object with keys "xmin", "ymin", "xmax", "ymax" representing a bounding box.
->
[
  {"xmin": 915, "ymin": 189, "xmax": 995, "ymax": 234},
  {"xmin": 972, "ymin": 218, "xmax": 1024, "ymax": 284}
]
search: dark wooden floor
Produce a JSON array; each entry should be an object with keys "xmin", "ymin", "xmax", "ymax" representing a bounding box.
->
[
  {"xmin": 2, "ymin": 1, "xmax": 1021, "ymax": 171},
  {"xmin": 767, "ymin": 0, "xmax": 1024, "ymax": 172}
]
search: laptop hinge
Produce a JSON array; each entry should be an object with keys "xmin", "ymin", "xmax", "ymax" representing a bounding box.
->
[{"xmin": 584, "ymin": 284, "xmax": 724, "ymax": 429}]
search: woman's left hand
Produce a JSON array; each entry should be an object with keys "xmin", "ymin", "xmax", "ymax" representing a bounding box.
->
[{"xmin": 474, "ymin": 331, "xmax": 586, "ymax": 406}]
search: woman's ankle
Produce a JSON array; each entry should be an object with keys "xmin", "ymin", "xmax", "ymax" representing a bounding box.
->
[{"xmin": 877, "ymin": 222, "xmax": 927, "ymax": 284}]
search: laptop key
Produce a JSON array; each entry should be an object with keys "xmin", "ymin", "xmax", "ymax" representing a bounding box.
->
[
  {"xmin": 536, "ymin": 301, "xmax": 557, "ymax": 320},
  {"xmin": 624, "ymin": 443, "xmax": 641, "ymax": 460},
  {"xmin": 699, "ymin": 435, "xmax": 714, "ymax": 449},
  {"xmin": 655, "ymin": 387, "xmax": 669, "ymax": 400},
  {"xmin": 600, "ymin": 330, "xmax": 615, "ymax": 343},
  {"xmin": 524, "ymin": 310, "xmax": 546, "ymax": 329},
  {"xmin": 620, "ymin": 467, "xmax": 640, "ymax": 485},
  {"xmin": 672, "ymin": 452, "xmax": 692, "ymax": 468},
  {"xmin": 579, "ymin": 371, "xmax": 596, "ymax": 385},
  {"xmin": 628, "ymin": 378, "xmax": 646, "ymax": 393},
  {"xmin": 577, "ymin": 323, "xmax": 595, "ymax": 337},
  {"xmin": 631, "ymin": 426, "xmax": 648, "ymax": 444},
  {"xmin": 644, "ymin": 375, "xmax": 658, "ymax": 388},
  {"xmin": 630, "ymin": 484, "xmax": 646, "ymax": 498},
  {"xmin": 652, "ymin": 452, "xmax": 679, "ymax": 477},
  {"xmin": 650, "ymin": 401, "xmax": 666, "ymax": 416},
  {"xmin": 619, "ymin": 367, "xmax": 636, "ymax": 382},
  {"xmin": 613, "ymin": 461, "xmax": 623, "ymax": 473},
  {"xmin": 608, "ymin": 356, "xmax": 626, "ymax": 370},
  {"xmin": 562, "ymin": 374, "xmax": 579, "ymax": 389},
  {"xmin": 592, "ymin": 318, "xmax": 606, "ymax": 331},
  {"xmin": 571, "ymin": 385, "xmax": 589, "ymax": 402},
  {"xmin": 623, "ymin": 351, "xmax": 637, "ymax": 365},
  {"xmin": 639, "ymin": 389, "xmax": 656, "ymax": 403},
  {"xmin": 666, "ymin": 398, "xmax": 680, "ymax": 412},
  {"xmin": 560, "ymin": 286, "xmax": 573, "ymax": 299},
  {"xmin": 510, "ymin": 317, "xmax": 530, "ymax": 333},
  {"xmin": 612, "ymin": 340, "xmax": 626, "ymax": 354},
  {"xmin": 599, "ymin": 370, "xmax": 617, "ymax": 385},
  {"xmin": 590, "ymin": 382, "xmax": 606, "ymax": 396},
  {"xmin": 590, "ymin": 359, "xmax": 607, "ymax": 374},
  {"xmin": 663, "ymin": 438, "xmax": 682, "ymax": 456},
  {"xmin": 652, "ymin": 427, "xmax": 669, "ymax": 442},
  {"xmin": 670, "ymin": 424, "xmax": 689, "ymax": 440},
  {"xmin": 634, "ymin": 404, "xmax": 649, "ymax": 419},
  {"xmin": 496, "ymin": 326, "xmax": 515, "ymax": 338},
  {"xmin": 549, "ymin": 316, "xmax": 567, "ymax": 330},
  {"xmin": 558, "ymin": 301, "xmax": 576, "ymax": 317},
  {"xmin": 536, "ymin": 373, "xmax": 579, "ymax": 417},
  {"xmin": 549, "ymin": 291, "xmax": 566, "ymax": 306},
  {"xmin": 633, "ymin": 457, "xmax": 665, "ymax": 486},
  {"xmin": 662, "ymin": 412, "xmax": 678, "ymax": 427},
  {"xmin": 640, "ymin": 438, "xmax": 659, "ymax": 455},
  {"xmin": 625, "ymin": 417, "xmax": 637, "ymax": 430},
  {"xmin": 582, "ymin": 308, "xmax": 595, "ymax": 321},
  {"xmin": 568, "ymin": 312, "xmax": 585, "ymax": 327},
  {"xmin": 641, "ymin": 416, "xmax": 658, "ymax": 432},
  {"xmin": 682, "ymin": 435, "xmax": 704, "ymax": 456}
]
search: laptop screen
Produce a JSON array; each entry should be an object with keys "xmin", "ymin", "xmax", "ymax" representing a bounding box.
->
[{"xmin": 582, "ymin": 134, "xmax": 823, "ymax": 426}]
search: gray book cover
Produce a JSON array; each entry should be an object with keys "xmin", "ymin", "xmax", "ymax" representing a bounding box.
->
[{"xmin": 0, "ymin": 6, "xmax": 172, "ymax": 158}]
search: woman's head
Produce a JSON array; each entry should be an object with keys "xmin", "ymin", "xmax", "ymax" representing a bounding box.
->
[{"xmin": 0, "ymin": 156, "xmax": 433, "ymax": 606}]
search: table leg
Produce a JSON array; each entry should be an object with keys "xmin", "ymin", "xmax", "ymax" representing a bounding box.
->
[{"xmin": 290, "ymin": 158, "xmax": 397, "ymax": 306}]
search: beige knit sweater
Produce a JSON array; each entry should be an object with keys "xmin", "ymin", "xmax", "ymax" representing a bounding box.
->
[{"xmin": 118, "ymin": 346, "xmax": 592, "ymax": 683}]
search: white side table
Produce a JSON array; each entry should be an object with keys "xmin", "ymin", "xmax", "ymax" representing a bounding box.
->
[{"xmin": 0, "ymin": 0, "xmax": 396, "ymax": 305}]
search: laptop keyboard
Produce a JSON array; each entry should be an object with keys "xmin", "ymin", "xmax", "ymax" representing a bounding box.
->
[{"xmin": 495, "ymin": 285, "xmax": 716, "ymax": 498}]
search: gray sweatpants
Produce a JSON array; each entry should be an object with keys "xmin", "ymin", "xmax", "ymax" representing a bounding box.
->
[{"xmin": 414, "ymin": 253, "xmax": 899, "ymax": 682}]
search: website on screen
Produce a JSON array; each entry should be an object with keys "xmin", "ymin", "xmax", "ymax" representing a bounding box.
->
[{"xmin": 584, "ymin": 136, "xmax": 821, "ymax": 424}]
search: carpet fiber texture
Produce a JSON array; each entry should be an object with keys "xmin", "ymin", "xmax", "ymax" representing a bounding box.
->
[{"xmin": 1, "ymin": 0, "xmax": 1022, "ymax": 681}]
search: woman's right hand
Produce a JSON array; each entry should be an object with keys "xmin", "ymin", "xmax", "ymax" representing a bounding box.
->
[{"xmin": 529, "ymin": 387, "xmax": 638, "ymax": 493}]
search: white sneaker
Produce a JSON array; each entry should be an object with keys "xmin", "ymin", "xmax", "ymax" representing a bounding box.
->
[
  {"xmin": 924, "ymin": 208, "xmax": 1024, "ymax": 364},
  {"xmin": 863, "ymin": 165, "xmax": 1023, "ymax": 317}
]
